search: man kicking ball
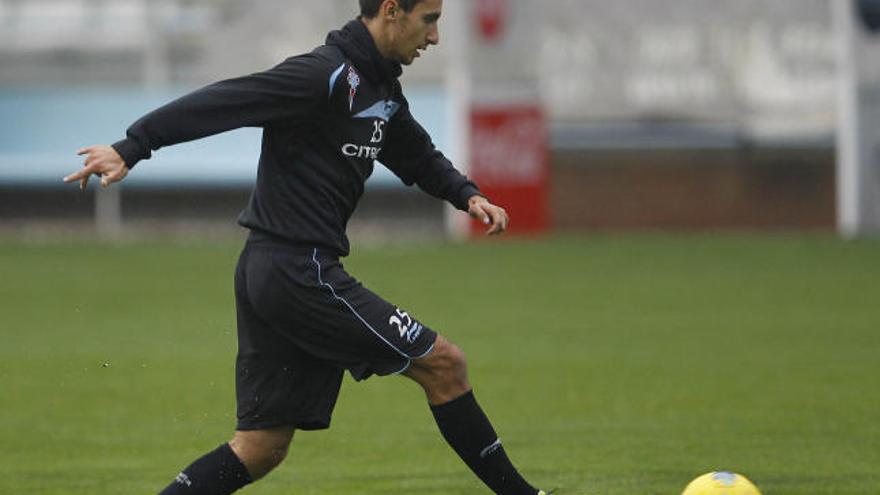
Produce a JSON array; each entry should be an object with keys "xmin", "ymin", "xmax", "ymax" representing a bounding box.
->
[{"xmin": 65, "ymin": 1, "xmax": 549, "ymax": 493}]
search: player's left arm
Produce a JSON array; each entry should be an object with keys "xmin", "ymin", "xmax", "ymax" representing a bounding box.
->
[{"xmin": 379, "ymin": 96, "xmax": 509, "ymax": 235}]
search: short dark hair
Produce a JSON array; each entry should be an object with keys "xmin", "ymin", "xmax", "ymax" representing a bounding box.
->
[{"xmin": 360, "ymin": 0, "xmax": 424, "ymax": 19}]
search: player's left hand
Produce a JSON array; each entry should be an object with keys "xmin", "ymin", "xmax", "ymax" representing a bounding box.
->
[{"xmin": 468, "ymin": 195, "xmax": 509, "ymax": 236}]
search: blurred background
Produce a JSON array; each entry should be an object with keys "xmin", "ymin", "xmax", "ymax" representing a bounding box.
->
[{"xmin": 0, "ymin": 0, "xmax": 878, "ymax": 240}]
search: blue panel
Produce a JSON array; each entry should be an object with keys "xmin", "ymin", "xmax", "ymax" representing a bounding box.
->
[
  {"xmin": 353, "ymin": 100, "xmax": 401, "ymax": 121},
  {"xmin": 0, "ymin": 85, "xmax": 448, "ymax": 189},
  {"xmin": 328, "ymin": 63, "xmax": 346, "ymax": 99}
]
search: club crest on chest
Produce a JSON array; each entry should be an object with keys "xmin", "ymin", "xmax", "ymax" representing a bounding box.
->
[{"xmin": 347, "ymin": 67, "xmax": 361, "ymax": 111}]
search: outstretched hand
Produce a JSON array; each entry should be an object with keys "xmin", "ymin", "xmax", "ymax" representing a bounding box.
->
[
  {"xmin": 63, "ymin": 145, "xmax": 129, "ymax": 191},
  {"xmin": 468, "ymin": 196, "xmax": 509, "ymax": 236}
]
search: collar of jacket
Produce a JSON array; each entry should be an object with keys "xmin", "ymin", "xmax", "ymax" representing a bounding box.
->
[{"xmin": 326, "ymin": 18, "xmax": 403, "ymax": 85}]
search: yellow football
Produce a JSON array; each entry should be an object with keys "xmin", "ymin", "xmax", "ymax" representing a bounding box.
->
[{"xmin": 681, "ymin": 471, "xmax": 762, "ymax": 495}]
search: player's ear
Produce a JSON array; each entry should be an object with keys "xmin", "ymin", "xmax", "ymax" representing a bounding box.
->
[{"xmin": 382, "ymin": 0, "xmax": 400, "ymax": 21}]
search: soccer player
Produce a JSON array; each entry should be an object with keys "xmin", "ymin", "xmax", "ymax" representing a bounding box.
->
[{"xmin": 64, "ymin": 1, "xmax": 548, "ymax": 494}]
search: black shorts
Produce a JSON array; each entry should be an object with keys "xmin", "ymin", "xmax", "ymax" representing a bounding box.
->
[{"xmin": 234, "ymin": 232, "xmax": 437, "ymax": 431}]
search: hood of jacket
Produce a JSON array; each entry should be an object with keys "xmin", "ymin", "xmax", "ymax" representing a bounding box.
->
[{"xmin": 326, "ymin": 18, "xmax": 403, "ymax": 85}]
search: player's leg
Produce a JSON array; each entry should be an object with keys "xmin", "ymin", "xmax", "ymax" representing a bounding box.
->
[
  {"xmin": 240, "ymin": 244, "xmax": 543, "ymax": 493},
  {"xmin": 157, "ymin": 241, "xmax": 343, "ymax": 494},
  {"xmin": 158, "ymin": 428, "xmax": 293, "ymax": 495},
  {"xmin": 402, "ymin": 335, "xmax": 470, "ymax": 403},
  {"xmin": 229, "ymin": 427, "xmax": 295, "ymax": 480},
  {"xmin": 404, "ymin": 336, "xmax": 541, "ymax": 495}
]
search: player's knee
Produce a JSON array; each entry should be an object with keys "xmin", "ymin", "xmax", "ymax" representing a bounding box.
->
[
  {"xmin": 427, "ymin": 337, "xmax": 470, "ymax": 391},
  {"xmin": 239, "ymin": 444, "xmax": 289, "ymax": 479},
  {"xmin": 444, "ymin": 341, "xmax": 468, "ymax": 380},
  {"xmin": 230, "ymin": 429, "xmax": 293, "ymax": 480},
  {"xmin": 260, "ymin": 442, "xmax": 290, "ymax": 470}
]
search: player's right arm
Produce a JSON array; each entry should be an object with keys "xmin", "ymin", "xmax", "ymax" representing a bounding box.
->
[{"xmin": 64, "ymin": 53, "xmax": 334, "ymax": 189}]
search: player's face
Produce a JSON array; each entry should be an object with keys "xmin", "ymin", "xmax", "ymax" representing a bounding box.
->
[{"xmin": 390, "ymin": 0, "xmax": 442, "ymax": 65}]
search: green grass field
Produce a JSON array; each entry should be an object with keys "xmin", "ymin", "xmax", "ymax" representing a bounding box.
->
[{"xmin": 1, "ymin": 234, "xmax": 879, "ymax": 494}]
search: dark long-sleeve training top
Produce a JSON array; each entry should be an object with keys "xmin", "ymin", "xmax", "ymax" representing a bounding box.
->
[{"xmin": 111, "ymin": 19, "xmax": 482, "ymax": 256}]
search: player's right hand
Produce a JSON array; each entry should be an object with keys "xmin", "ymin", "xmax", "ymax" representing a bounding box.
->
[
  {"xmin": 468, "ymin": 195, "xmax": 509, "ymax": 236},
  {"xmin": 63, "ymin": 145, "xmax": 129, "ymax": 191}
]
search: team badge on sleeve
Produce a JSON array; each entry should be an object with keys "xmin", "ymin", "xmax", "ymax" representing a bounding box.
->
[{"xmin": 347, "ymin": 67, "xmax": 361, "ymax": 111}]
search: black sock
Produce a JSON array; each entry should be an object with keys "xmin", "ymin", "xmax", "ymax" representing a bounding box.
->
[
  {"xmin": 159, "ymin": 443, "xmax": 252, "ymax": 495},
  {"xmin": 430, "ymin": 390, "xmax": 538, "ymax": 495}
]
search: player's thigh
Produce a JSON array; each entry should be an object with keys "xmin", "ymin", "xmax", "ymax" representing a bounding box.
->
[{"xmin": 235, "ymin": 246, "xmax": 345, "ymax": 431}]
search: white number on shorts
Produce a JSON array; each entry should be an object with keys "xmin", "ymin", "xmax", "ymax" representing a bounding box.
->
[{"xmin": 389, "ymin": 308, "xmax": 412, "ymax": 338}]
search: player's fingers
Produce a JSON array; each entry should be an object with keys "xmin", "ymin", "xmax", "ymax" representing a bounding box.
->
[
  {"xmin": 470, "ymin": 205, "xmax": 491, "ymax": 225},
  {"xmin": 84, "ymin": 157, "xmax": 117, "ymax": 177},
  {"xmin": 103, "ymin": 167, "xmax": 123, "ymax": 187},
  {"xmin": 67, "ymin": 150, "xmax": 97, "ymax": 183},
  {"xmin": 486, "ymin": 210, "xmax": 503, "ymax": 235},
  {"xmin": 77, "ymin": 146, "xmax": 95, "ymax": 156},
  {"xmin": 102, "ymin": 166, "xmax": 128, "ymax": 188},
  {"xmin": 499, "ymin": 208, "xmax": 509, "ymax": 231},
  {"xmin": 63, "ymin": 165, "xmax": 91, "ymax": 184},
  {"xmin": 64, "ymin": 163, "xmax": 101, "ymax": 191},
  {"xmin": 486, "ymin": 207, "xmax": 509, "ymax": 235}
]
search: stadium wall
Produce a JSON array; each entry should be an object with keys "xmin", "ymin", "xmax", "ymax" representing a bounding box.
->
[{"xmin": 551, "ymin": 147, "xmax": 835, "ymax": 231}]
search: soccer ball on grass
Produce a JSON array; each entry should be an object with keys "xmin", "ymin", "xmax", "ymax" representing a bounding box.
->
[{"xmin": 681, "ymin": 471, "xmax": 761, "ymax": 495}]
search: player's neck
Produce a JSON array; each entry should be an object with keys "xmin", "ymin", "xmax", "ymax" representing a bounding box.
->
[{"xmin": 361, "ymin": 17, "xmax": 393, "ymax": 60}]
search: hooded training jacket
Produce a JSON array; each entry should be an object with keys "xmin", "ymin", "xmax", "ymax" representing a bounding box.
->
[{"xmin": 111, "ymin": 19, "xmax": 482, "ymax": 256}]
